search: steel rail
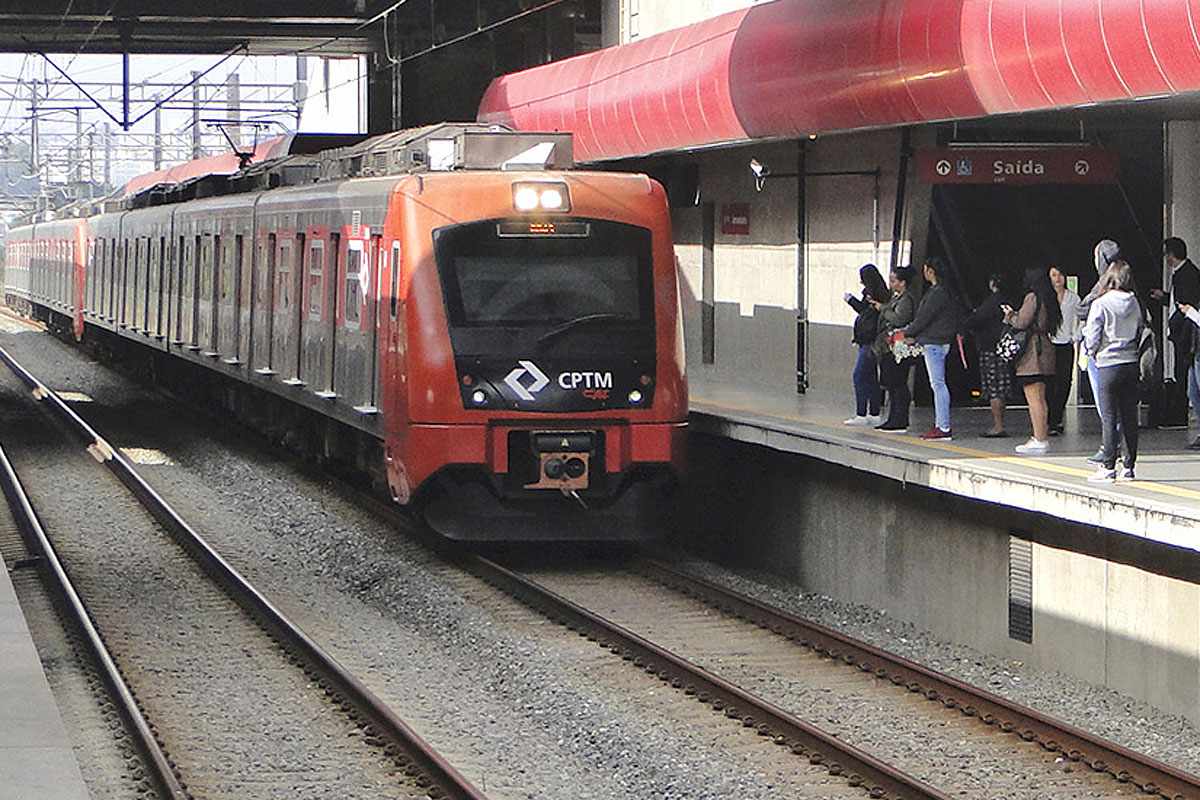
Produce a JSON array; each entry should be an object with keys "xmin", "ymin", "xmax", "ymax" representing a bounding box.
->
[
  {"xmin": 636, "ymin": 558, "xmax": 1200, "ymax": 800},
  {"xmin": 0, "ymin": 346, "xmax": 490, "ymax": 800},
  {"xmin": 0, "ymin": 442, "xmax": 190, "ymax": 800},
  {"xmin": 463, "ymin": 553, "xmax": 953, "ymax": 800}
]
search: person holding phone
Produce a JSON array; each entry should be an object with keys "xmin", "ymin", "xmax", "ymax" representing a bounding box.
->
[{"xmin": 1004, "ymin": 267, "xmax": 1061, "ymax": 454}]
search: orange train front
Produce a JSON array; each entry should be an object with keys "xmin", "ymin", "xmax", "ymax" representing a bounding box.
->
[{"xmin": 4, "ymin": 125, "xmax": 688, "ymax": 540}]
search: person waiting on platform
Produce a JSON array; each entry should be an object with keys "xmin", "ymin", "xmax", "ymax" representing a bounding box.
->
[
  {"xmin": 1077, "ymin": 240, "xmax": 1122, "ymax": 424},
  {"xmin": 1048, "ymin": 265, "xmax": 1081, "ymax": 436},
  {"xmin": 964, "ymin": 272, "xmax": 1013, "ymax": 438},
  {"xmin": 843, "ymin": 263, "xmax": 890, "ymax": 426},
  {"xmin": 873, "ymin": 265, "xmax": 917, "ymax": 433},
  {"xmin": 1084, "ymin": 263, "xmax": 1143, "ymax": 482},
  {"xmin": 1003, "ymin": 267, "xmax": 1062, "ymax": 454},
  {"xmin": 899, "ymin": 257, "xmax": 962, "ymax": 441},
  {"xmin": 1152, "ymin": 237, "xmax": 1200, "ymax": 440}
]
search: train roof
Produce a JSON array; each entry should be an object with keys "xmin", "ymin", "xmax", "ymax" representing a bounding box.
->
[{"xmin": 118, "ymin": 122, "xmax": 575, "ymax": 212}]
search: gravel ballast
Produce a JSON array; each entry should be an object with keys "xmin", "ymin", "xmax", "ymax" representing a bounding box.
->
[{"xmin": 2, "ymin": 317, "xmax": 1198, "ymax": 794}]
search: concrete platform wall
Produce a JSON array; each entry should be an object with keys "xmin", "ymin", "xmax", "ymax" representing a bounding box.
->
[{"xmin": 677, "ymin": 433, "xmax": 1200, "ymax": 723}]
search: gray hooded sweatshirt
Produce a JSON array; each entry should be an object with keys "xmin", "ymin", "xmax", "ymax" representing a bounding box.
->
[{"xmin": 1083, "ymin": 289, "xmax": 1143, "ymax": 368}]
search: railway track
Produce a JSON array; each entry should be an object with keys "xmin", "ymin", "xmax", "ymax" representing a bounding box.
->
[
  {"xmin": 4, "ymin": 325, "xmax": 1198, "ymax": 799},
  {"xmin": 474, "ymin": 554, "xmax": 1200, "ymax": 800},
  {"xmin": 0, "ymin": 346, "xmax": 488, "ymax": 800}
]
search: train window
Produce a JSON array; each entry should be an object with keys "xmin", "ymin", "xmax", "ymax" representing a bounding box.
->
[
  {"xmin": 345, "ymin": 242, "xmax": 363, "ymax": 327},
  {"xmin": 389, "ymin": 241, "xmax": 400, "ymax": 319},
  {"xmin": 307, "ymin": 240, "xmax": 324, "ymax": 319}
]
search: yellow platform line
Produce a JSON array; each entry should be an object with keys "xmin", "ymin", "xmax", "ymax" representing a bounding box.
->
[{"xmin": 695, "ymin": 399, "xmax": 1200, "ymax": 504}]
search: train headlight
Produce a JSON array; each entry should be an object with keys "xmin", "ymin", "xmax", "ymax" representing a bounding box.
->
[
  {"xmin": 471, "ymin": 389, "xmax": 488, "ymax": 406},
  {"xmin": 628, "ymin": 389, "xmax": 643, "ymax": 404},
  {"xmin": 513, "ymin": 186, "xmax": 540, "ymax": 212},
  {"xmin": 512, "ymin": 181, "xmax": 570, "ymax": 213}
]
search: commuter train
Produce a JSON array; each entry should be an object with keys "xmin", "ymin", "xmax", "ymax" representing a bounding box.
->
[{"xmin": 3, "ymin": 124, "xmax": 688, "ymax": 540}]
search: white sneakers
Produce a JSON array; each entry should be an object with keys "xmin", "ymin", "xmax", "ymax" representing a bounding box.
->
[
  {"xmin": 1089, "ymin": 466, "xmax": 1135, "ymax": 483},
  {"xmin": 1088, "ymin": 466, "xmax": 1134, "ymax": 483},
  {"xmin": 1014, "ymin": 438, "xmax": 1049, "ymax": 455},
  {"xmin": 844, "ymin": 415, "xmax": 883, "ymax": 426}
]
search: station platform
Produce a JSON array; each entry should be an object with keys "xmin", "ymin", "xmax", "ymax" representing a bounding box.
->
[
  {"xmin": 0, "ymin": 541, "xmax": 89, "ymax": 799},
  {"xmin": 690, "ymin": 382, "xmax": 1200, "ymax": 553}
]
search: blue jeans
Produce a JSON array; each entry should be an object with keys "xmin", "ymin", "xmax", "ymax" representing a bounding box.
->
[
  {"xmin": 853, "ymin": 345, "xmax": 880, "ymax": 416},
  {"xmin": 1087, "ymin": 358, "xmax": 1105, "ymax": 420},
  {"xmin": 923, "ymin": 343, "xmax": 951, "ymax": 431}
]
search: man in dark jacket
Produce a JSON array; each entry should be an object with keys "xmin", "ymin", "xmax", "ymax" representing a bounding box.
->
[{"xmin": 1152, "ymin": 237, "xmax": 1200, "ymax": 432}]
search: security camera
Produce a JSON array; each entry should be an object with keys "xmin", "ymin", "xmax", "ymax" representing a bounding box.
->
[{"xmin": 749, "ymin": 158, "xmax": 770, "ymax": 191}]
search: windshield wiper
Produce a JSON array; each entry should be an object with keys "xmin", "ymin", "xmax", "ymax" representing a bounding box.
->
[{"xmin": 536, "ymin": 313, "xmax": 625, "ymax": 347}]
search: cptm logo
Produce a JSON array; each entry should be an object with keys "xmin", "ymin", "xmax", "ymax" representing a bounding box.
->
[{"xmin": 504, "ymin": 360, "xmax": 550, "ymax": 401}]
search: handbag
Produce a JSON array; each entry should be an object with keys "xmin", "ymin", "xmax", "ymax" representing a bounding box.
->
[{"xmin": 995, "ymin": 326, "xmax": 1029, "ymax": 362}]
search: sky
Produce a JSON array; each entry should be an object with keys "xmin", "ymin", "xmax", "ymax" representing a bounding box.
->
[{"xmin": 0, "ymin": 52, "xmax": 366, "ymax": 189}]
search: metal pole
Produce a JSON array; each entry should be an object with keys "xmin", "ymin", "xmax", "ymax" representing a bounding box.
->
[
  {"xmin": 796, "ymin": 139, "xmax": 808, "ymax": 394},
  {"xmin": 191, "ymin": 71, "xmax": 202, "ymax": 159},
  {"xmin": 122, "ymin": 51, "xmax": 130, "ymax": 130},
  {"xmin": 87, "ymin": 131, "xmax": 95, "ymax": 198},
  {"xmin": 153, "ymin": 100, "xmax": 162, "ymax": 170},
  {"xmin": 890, "ymin": 128, "xmax": 912, "ymax": 270},
  {"xmin": 73, "ymin": 107, "xmax": 82, "ymax": 186},
  {"xmin": 226, "ymin": 72, "xmax": 241, "ymax": 148},
  {"xmin": 103, "ymin": 122, "xmax": 112, "ymax": 190}
]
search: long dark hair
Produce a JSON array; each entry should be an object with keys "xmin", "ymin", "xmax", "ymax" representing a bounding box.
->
[
  {"xmin": 860, "ymin": 263, "xmax": 888, "ymax": 303},
  {"xmin": 1023, "ymin": 266, "xmax": 1062, "ymax": 333},
  {"xmin": 924, "ymin": 256, "xmax": 962, "ymax": 304}
]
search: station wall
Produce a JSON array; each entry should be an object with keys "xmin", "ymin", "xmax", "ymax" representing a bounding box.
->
[
  {"xmin": 679, "ymin": 433, "xmax": 1200, "ymax": 724},
  {"xmin": 666, "ymin": 128, "xmax": 931, "ymax": 403}
]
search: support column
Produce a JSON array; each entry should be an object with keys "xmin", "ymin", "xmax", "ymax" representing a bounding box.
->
[
  {"xmin": 367, "ymin": 52, "xmax": 401, "ymax": 134},
  {"xmin": 1164, "ymin": 121, "xmax": 1200, "ymax": 382}
]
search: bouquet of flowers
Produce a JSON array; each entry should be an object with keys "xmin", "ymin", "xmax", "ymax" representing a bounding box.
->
[{"xmin": 888, "ymin": 330, "xmax": 923, "ymax": 362}]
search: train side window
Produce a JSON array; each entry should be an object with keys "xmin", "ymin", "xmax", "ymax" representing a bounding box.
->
[
  {"xmin": 345, "ymin": 243, "xmax": 363, "ymax": 327},
  {"xmin": 389, "ymin": 241, "xmax": 400, "ymax": 319},
  {"xmin": 307, "ymin": 239, "xmax": 324, "ymax": 319}
]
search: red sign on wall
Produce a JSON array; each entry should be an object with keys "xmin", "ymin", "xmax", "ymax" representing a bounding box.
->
[
  {"xmin": 721, "ymin": 203, "xmax": 751, "ymax": 235},
  {"xmin": 916, "ymin": 147, "xmax": 1119, "ymax": 185}
]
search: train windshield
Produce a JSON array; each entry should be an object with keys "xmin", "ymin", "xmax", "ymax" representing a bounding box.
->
[
  {"xmin": 453, "ymin": 254, "xmax": 641, "ymax": 325},
  {"xmin": 434, "ymin": 218, "xmax": 654, "ymax": 340}
]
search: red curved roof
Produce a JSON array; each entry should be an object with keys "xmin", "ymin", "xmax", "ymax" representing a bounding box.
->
[
  {"xmin": 479, "ymin": 0, "xmax": 1200, "ymax": 162},
  {"xmin": 120, "ymin": 135, "xmax": 291, "ymax": 197}
]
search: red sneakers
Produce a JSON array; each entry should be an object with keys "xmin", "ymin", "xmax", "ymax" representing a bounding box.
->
[{"xmin": 919, "ymin": 427, "xmax": 952, "ymax": 441}]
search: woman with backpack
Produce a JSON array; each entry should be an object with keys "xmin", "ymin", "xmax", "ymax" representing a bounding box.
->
[
  {"xmin": 1002, "ymin": 267, "xmax": 1062, "ymax": 454},
  {"xmin": 843, "ymin": 263, "xmax": 890, "ymax": 426}
]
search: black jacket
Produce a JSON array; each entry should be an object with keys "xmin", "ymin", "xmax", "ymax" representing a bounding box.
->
[
  {"xmin": 1166, "ymin": 259, "xmax": 1200, "ymax": 348},
  {"xmin": 846, "ymin": 293, "xmax": 880, "ymax": 345},
  {"xmin": 963, "ymin": 291, "xmax": 1008, "ymax": 350},
  {"xmin": 903, "ymin": 284, "xmax": 961, "ymax": 345}
]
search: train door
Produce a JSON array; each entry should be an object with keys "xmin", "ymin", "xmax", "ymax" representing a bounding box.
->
[
  {"xmin": 322, "ymin": 232, "xmax": 340, "ymax": 394},
  {"xmin": 131, "ymin": 238, "xmax": 144, "ymax": 331},
  {"xmin": 335, "ymin": 238, "xmax": 368, "ymax": 405},
  {"xmin": 252, "ymin": 233, "xmax": 275, "ymax": 373},
  {"xmin": 197, "ymin": 234, "xmax": 214, "ymax": 353},
  {"xmin": 274, "ymin": 237, "xmax": 299, "ymax": 383},
  {"xmin": 288, "ymin": 233, "xmax": 305, "ymax": 382},
  {"xmin": 385, "ymin": 238, "xmax": 405, "ymax": 400},
  {"xmin": 108, "ymin": 237, "xmax": 118, "ymax": 321},
  {"xmin": 230, "ymin": 234, "xmax": 245, "ymax": 364},
  {"xmin": 173, "ymin": 235, "xmax": 186, "ymax": 344},
  {"xmin": 367, "ymin": 233, "xmax": 383, "ymax": 410},
  {"xmin": 301, "ymin": 236, "xmax": 326, "ymax": 387},
  {"xmin": 151, "ymin": 236, "xmax": 164, "ymax": 338},
  {"xmin": 209, "ymin": 234, "xmax": 223, "ymax": 356},
  {"xmin": 119, "ymin": 239, "xmax": 131, "ymax": 328},
  {"xmin": 144, "ymin": 236, "xmax": 156, "ymax": 335}
]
